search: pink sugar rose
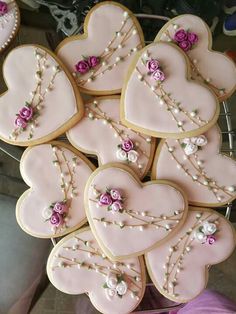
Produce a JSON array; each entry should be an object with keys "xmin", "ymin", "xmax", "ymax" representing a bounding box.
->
[
  {"xmin": 50, "ymin": 212, "xmax": 63, "ymax": 227},
  {"xmin": 147, "ymin": 59, "xmax": 159, "ymax": 73},
  {"xmin": 53, "ymin": 202, "xmax": 68, "ymax": 215},
  {"xmin": 19, "ymin": 106, "xmax": 33, "ymax": 121},
  {"xmin": 110, "ymin": 189, "xmax": 122, "ymax": 200},
  {"xmin": 99, "ymin": 193, "xmax": 113, "ymax": 206},
  {"xmin": 88, "ymin": 56, "xmax": 100, "ymax": 68},
  {"xmin": 178, "ymin": 40, "xmax": 192, "ymax": 52},
  {"xmin": 15, "ymin": 116, "xmax": 27, "ymax": 129},
  {"xmin": 111, "ymin": 200, "xmax": 123, "ymax": 213},
  {"xmin": 75, "ymin": 60, "xmax": 90, "ymax": 74},
  {"xmin": 152, "ymin": 69, "xmax": 165, "ymax": 82},
  {"xmin": 0, "ymin": 1, "xmax": 8, "ymax": 16},
  {"xmin": 121, "ymin": 139, "xmax": 134, "ymax": 152},
  {"xmin": 174, "ymin": 29, "xmax": 188, "ymax": 42},
  {"xmin": 207, "ymin": 235, "xmax": 216, "ymax": 245},
  {"xmin": 187, "ymin": 32, "xmax": 198, "ymax": 44}
]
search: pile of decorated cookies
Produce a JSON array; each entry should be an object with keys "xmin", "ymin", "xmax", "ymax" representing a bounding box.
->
[{"xmin": 1, "ymin": 1, "xmax": 236, "ymax": 313}]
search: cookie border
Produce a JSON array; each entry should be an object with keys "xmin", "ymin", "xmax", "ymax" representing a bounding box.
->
[
  {"xmin": 55, "ymin": 1, "xmax": 145, "ymax": 96},
  {"xmin": 0, "ymin": 44, "xmax": 84, "ymax": 146},
  {"xmin": 16, "ymin": 141, "xmax": 96, "ymax": 239},
  {"xmin": 154, "ymin": 14, "xmax": 236, "ymax": 102},
  {"xmin": 84, "ymin": 162, "xmax": 188, "ymax": 261}
]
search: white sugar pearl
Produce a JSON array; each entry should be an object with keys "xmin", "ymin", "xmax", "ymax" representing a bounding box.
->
[
  {"xmin": 139, "ymin": 226, "xmax": 144, "ymax": 231},
  {"xmin": 197, "ymin": 160, "xmax": 203, "ymax": 166},
  {"xmin": 138, "ymin": 74, "xmax": 143, "ymax": 81},
  {"xmin": 132, "ymin": 29, "xmax": 137, "ymax": 35},
  {"xmin": 160, "ymin": 100, "xmax": 164, "ymax": 105},
  {"xmin": 177, "ymin": 121, "xmax": 183, "ymax": 126},
  {"xmin": 116, "ymin": 31, "xmax": 122, "ymax": 37},
  {"xmin": 174, "ymin": 108, "xmax": 180, "ymax": 114},
  {"xmin": 133, "ymin": 47, "xmax": 137, "ymax": 52},
  {"xmin": 102, "ymin": 61, "xmax": 107, "ymax": 66},
  {"xmin": 227, "ymin": 186, "xmax": 235, "ymax": 192},
  {"xmin": 146, "ymin": 137, "xmax": 151, "ymax": 143},
  {"xmin": 151, "ymin": 85, "xmax": 156, "ymax": 91},
  {"xmin": 173, "ymin": 24, "xmax": 178, "ymax": 30},
  {"xmin": 190, "ymin": 111, "xmax": 196, "ymax": 117},
  {"xmin": 123, "ymin": 11, "xmax": 129, "ymax": 18},
  {"xmin": 105, "ymin": 47, "xmax": 110, "ymax": 52},
  {"xmin": 193, "ymin": 59, "xmax": 197, "ymax": 64},
  {"xmin": 168, "ymin": 147, "xmax": 174, "ymax": 152},
  {"xmin": 206, "ymin": 78, "xmax": 211, "ymax": 82},
  {"xmin": 116, "ymin": 56, "xmax": 121, "ymax": 62}
]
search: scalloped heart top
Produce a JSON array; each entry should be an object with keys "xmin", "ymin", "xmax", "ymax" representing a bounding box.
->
[
  {"xmin": 56, "ymin": 1, "xmax": 144, "ymax": 95},
  {"xmin": 0, "ymin": 1, "xmax": 20, "ymax": 52},
  {"xmin": 155, "ymin": 14, "xmax": 236, "ymax": 101},
  {"xmin": 47, "ymin": 227, "xmax": 145, "ymax": 314},
  {"xmin": 121, "ymin": 42, "xmax": 219, "ymax": 139},
  {"xmin": 145, "ymin": 207, "xmax": 236, "ymax": 303},
  {"xmin": 85, "ymin": 163, "xmax": 188, "ymax": 260},
  {"xmin": 0, "ymin": 45, "xmax": 83, "ymax": 146},
  {"xmin": 16, "ymin": 142, "xmax": 95, "ymax": 238},
  {"xmin": 67, "ymin": 96, "xmax": 155, "ymax": 179}
]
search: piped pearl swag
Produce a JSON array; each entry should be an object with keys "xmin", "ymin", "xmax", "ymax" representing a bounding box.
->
[
  {"xmin": 51, "ymin": 235, "xmax": 142, "ymax": 301},
  {"xmin": 135, "ymin": 50, "xmax": 207, "ymax": 133},
  {"xmin": 9, "ymin": 48, "xmax": 61, "ymax": 141},
  {"xmin": 73, "ymin": 11, "xmax": 142, "ymax": 86},
  {"xmin": 90, "ymin": 185, "xmax": 183, "ymax": 231}
]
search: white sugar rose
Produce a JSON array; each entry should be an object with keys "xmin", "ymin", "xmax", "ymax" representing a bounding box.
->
[
  {"xmin": 182, "ymin": 138, "xmax": 191, "ymax": 144},
  {"xmin": 202, "ymin": 221, "xmax": 217, "ymax": 235},
  {"xmin": 194, "ymin": 230, "xmax": 207, "ymax": 243},
  {"xmin": 116, "ymin": 280, "xmax": 128, "ymax": 296},
  {"xmin": 107, "ymin": 289, "xmax": 116, "ymax": 297},
  {"xmin": 106, "ymin": 273, "xmax": 118, "ymax": 289},
  {"xmin": 42, "ymin": 207, "xmax": 53, "ymax": 220},
  {"xmin": 191, "ymin": 135, "xmax": 207, "ymax": 146},
  {"xmin": 127, "ymin": 150, "xmax": 139, "ymax": 163},
  {"xmin": 116, "ymin": 148, "xmax": 127, "ymax": 161},
  {"xmin": 184, "ymin": 143, "xmax": 198, "ymax": 155}
]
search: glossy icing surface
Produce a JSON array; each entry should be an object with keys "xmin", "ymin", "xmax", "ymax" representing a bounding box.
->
[
  {"xmin": 0, "ymin": 45, "xmax": 80, "ymax": 146},
  {"xmin": 122, "ymin": 42, "xmax": 219, "ymax": 139},
  {"xmin": 47, "ymin": 228, "xmax": 145, "ymax": 314},
  {"xmin": 16, "ymin": 143, "xmax": 94, "ymax": 238},
  {"xmin": 153, "ymin": 125, "xmax": 236, "ymax": 206},
  {"xmin": 56, "ymin": 2, "xmax": 143, "ymax": 94},
  {"xmin": 155, "ymin": 14, "xmax": 236, "ymax": 100},
  {"xmin": 67, "ymin": 97, "xmax": 154, "ymax": 178},
  {"xmin": 146, "ymin": 208, "xmax": 236, "ymax": 302},
  {"xmin": 85, "ymin": 164, "xmax": 187, "ymax": 260}
]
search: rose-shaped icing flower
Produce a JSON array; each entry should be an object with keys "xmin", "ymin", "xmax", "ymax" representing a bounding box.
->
[
  {"xmin": 147, "ymin": 59, "xmax": 159, "ymax": 73},
  {"xmin": 178, "ymin": 40, "xmax": 192, "ymax": 52},
  {"xmin": 111, "ymin": 200, "xmax": 123, "ymax": 213},
  {"xmin": 116, "ymin": 281, "xmax": 128, "ymax": 296},
  {"xmin": 207, "ymin": 235, "xmax": 216, "ymax": 245},
  {"xmin": 184, "ymin": 143, "xmax": 198, "ymax": 156},
  {"xmin": 121, "ymin": 139, "xmax": 134, "ymax": 152},
  {"xmin": 88, "ymin": 56, "xmax": 100, "ymax": 68},
  {"xmin": 53, "ymin": 202, "xmax": 68, "ymax": 215},
  {"xmin": 110, "ymin": 189, "xmax": 122, "ymax": 200},
  {"xmin": 15, "ymin": 116, "xmax": 27, "ymax": 129},
  {"xmin": 152, "ymin": 69, "xmax": 165, "ymax": 82},
  {"xmin": 0, "ymin": 1, "xmax": 8, "ymax": 16},
  {"xmin": 19, "ymin": 106, "xmax": 34, "ymax": 121},
  {"xmin": 127, "ymin": 150, "xmax": 139, "ymax": 163},
  {"xmin": 183, "ymin": 138, "xmax": 191, "ymax": 144},
  {"xmin": 99, "ymin": 193, "xmax": 113, "ymax": 206},
  {"xmin": 75, "ymin": 60, "xmax": 90, "ymax": 74},
  {"xmin": 42, "ymin": 207, "xmax": 53, "ymax": 220},
  {"xmin": 106, "ymin": 273, "xmax": 118, "ymax": 289},
  {"xmin": 188, "ymin": 32, "xmax": 198, "ymax": 44},
  {"xmin": 50, "ymin": 212, "xmax": 63, "ymax": 227},
  {"xmin": 194, "ymin": 229, "xmax": 207, "ymax": 243},
  {"xmin": 191, "ymin": 135, "xmax": 207, "ymax": 147},
  {"xmin": 202, "ymin": 221, "xmax": 217, "ymax": 235},
  {"xmin": 174, "ymin": 29, "xmax": 188, "ymax": 42},
  {"xmin": 107, "ymin": 288, "xmax": 116, "ymax": 298},
  {"xmin": 116, "ymin": 148, "xmax": 128, "ymax": 161}
]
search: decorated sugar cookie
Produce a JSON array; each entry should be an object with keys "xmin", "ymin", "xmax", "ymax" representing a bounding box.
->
[
  {"xmin": 155, "ymin": 14, "xmax": 236, "ymax": 101},
  {"xmin": 121, "ymin": 42, "xmax": 219, "ymax": 139},
  {"xmin": 67, "ymin": 96, "xmax": 155, "ymax": 179},
  {"xmin": 0, "ymin": 0, "xmax": 20, "ymax": 52},
  {"xmin": 56, "ymin": 1, "xmax": 144, "ymax": 95},
  {"xmin": 0, "ymin": 45, "xmax": 83, "ymax": 146},
  {"xmin": 145, "ymin": 207, "xmax": 236, "ymax": 302},
  {"xmin": 47, "ymin": 227, "xmax": 145, "ymax": 314},
  {"xmin": 152, "ymin": 125, "xmax": 236, "ymax": 207},
  {"xmin": 16, "ymin": 142, "xmax": 95, "ymax": 238},
  {"xmin": 84, "ymin": 163, "xmax": 188, "ymax": 260}
]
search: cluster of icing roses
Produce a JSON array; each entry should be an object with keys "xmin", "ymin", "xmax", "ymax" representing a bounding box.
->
[
  {"xmin": 15, "ymin": 103, "xmax": 34, "ymax": 129},
  {"xmin": 98, "ymin": 188, "xmax": 124, "ymax": 213},
  {"xmin": 75, "ymin": 56, "xmax": 100, "ymax": 74},
  {"xmin": 146, "ymin": 58, "xmax": 165, "ymax": 82},
  {"xmin": 194, "ymin": 221, "xmax": 217, "ymax": 245},
  {"xmin": 42, "ymin": 201, "xmax": 69, "ymax": 228},
  {"xmin": 116, "ymin": 139, "xmax": 139, "ymax": 163},
  {"xmin": 103, "ymin": 273, "xmax": 128, "ymax": 298},
  {"xmin": 181, "ymin": 135, "xmax": 207, "ymax": 156},
  {"xmin": 0, "ymin": 1, "xmax": 8, "ymax": 16},
  {"xmin": 173, "ymin": 29, "xmax": 198, "ymax": 52}
]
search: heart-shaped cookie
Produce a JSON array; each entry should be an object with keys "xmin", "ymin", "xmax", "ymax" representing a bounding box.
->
[
  {"xmin": 85, "ymin": 163, "xmax": 188, "ymax": 260},
  {"xmin": 0, "ymin": 1, "xmax": 20, "ymax": 52},
  {"xmin": 16, "ymin": 142, "xmax": 95, "ymax": 238},
  {"xmin": 0, "ymin": 45, "xmax": 83, "ymax": 146},
  {"xmin": 56, "ymin": 1, "xmax": 144, "ymax": 95},
  {"xmin": 67, "ymin": 96, "xmax": 156, "ymax": 179},
  {"xmin": 121, "ymin": 42, "xmax": 219, "ymax": 139},
  {"xmin": 155, "ymin": 14, "xmax": 236, "ymax": 101},
  {"xmin": 47, "ymin": 227, "xmax": 146, "ymax": 314},
  {"xmin": 145, "ymin": 207, "xmax": 236, "ymax": 303},
  {"xmin": 152, "ymin": 125, "xmax": 236, "ymax": 207}
]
